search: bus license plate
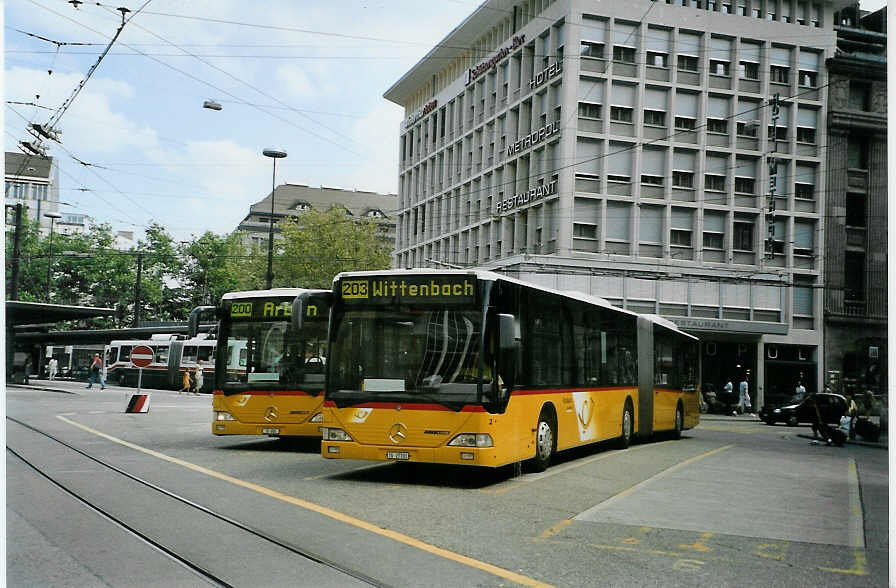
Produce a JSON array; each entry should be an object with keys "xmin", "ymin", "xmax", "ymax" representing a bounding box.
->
[
  {"xmin": 386, "ymin": 451, "xmax": 410, "ymax": 460},
  {"xmin": 262, "ymin": 428, "xmax": 280, "ymax": 435}
]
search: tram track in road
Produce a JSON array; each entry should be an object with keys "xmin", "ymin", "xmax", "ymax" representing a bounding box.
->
[{"xmin": 7, "ymin": 416, "xmax": 389, "ymax": 588}]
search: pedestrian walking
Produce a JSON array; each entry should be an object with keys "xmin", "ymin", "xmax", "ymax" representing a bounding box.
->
[
  {"xmin": 86, "ymin": 353, "xmax": 105, "ymax": 389},
  {"xmin": 192, "ymin": 361, "xmax": 204, "ymax": 394},
  {"xmin": 180, "ymin": 368, "xmax": 191, "ymax": 394},
  {"xmin": 723, "ymin": 379, "xmax": 735, "ymax": 415},
  {"xmin": 794, "ymin": 381, "xmax": 806, "ymax": 403},
  {"xmin": 845, "ymin": 394, "xmax": 858, "ymax": 439},
  {"xmin": 48, "ymin": 357, "xmax": 58, "ymax": 381},
  {"xmin": 738, "ymin": 378, "xmax": 749, "ymax": 415}
]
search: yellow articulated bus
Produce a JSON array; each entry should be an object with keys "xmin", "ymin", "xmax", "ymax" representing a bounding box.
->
[
  {"xmin": 321, "ymin": 269, "xmax": 699, "ymax": 470},
  {"xmin": 212, "ymin": 288, "xmax": 331, "ymax": 438}
]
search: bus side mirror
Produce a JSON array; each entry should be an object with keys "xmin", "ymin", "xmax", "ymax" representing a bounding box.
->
[
  {"xmin": 498, "ymin": 313, "xmax": 520, "ymax": 352},
  {"xmin": 188, "ymin": 305, "xmax": 216, "ymax": 338},
  {"xmin": 292, "ymin": 291, "xmax": 331, "ymax": 332}
]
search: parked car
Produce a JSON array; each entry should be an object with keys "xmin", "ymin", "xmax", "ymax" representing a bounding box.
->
[{"xmin": 760, "ymin": 393, "xmax": 846, "ymax": 426}]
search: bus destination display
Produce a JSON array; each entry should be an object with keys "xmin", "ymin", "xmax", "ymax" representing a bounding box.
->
[
  {"xmin": 340, "ymin": 275, "xmax": 476, "ymax": 306},
  {"xmin": 229, "ymin": 296, "xmax": 329, "ymax": 321}
]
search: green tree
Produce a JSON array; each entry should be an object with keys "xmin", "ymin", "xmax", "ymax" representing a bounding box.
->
[
  {"xmin": 274, "ymin": 207, "xmax": 393, "ymax": 288},
  {"xmin": 177, "ymin": 231, "xmax": 248, "ymax": 314}
]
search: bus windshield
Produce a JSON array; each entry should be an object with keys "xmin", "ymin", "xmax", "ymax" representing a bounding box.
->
[
  {"xmin": 329, "ymin": 307, "xmax": 486, "ymax": 410},
  {"xmin": 218, "ymin": 297, "xmax": 328, "ymax": 394}
]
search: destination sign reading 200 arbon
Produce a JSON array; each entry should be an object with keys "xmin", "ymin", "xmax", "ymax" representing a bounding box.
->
[
  {"xmin": 229, "ymin": 296, "xmax": 328, "ymax": 321},
  {"xmin": 340, "ymin": 276, "xmax": 476, "ymax": 306}
]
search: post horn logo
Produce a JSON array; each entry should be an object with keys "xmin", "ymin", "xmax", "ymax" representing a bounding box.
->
[
  {"xmin": 264, "ymin": 406, "xmax": 279, "ymax": 422},
  {"xmin": 388, "ymin": 422, "xmax": 408, "ymax": 444}
]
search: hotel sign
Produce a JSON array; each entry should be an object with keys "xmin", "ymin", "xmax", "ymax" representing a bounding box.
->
[
  {"xmin": 403, "ymin": 99, "xmax": 438, "ymax": 131},
  {"xmin": 529, "ymin": 62, "xmax": 562, "ymax": 90},
  {"xmin": 466, "ymin": 35, "xmax": 525, "ymax": 85},
  {"xmin": 494, "ymin": 179, "xmax": 558, "ymax": 215},
  {"xmin": 506, "ymin": 121, "xmax": 560, "ymax": 157}
]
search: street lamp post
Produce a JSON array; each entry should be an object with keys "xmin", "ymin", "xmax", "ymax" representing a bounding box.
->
[
  {"xmin": 262, "ymin": 148, "xmax": 287, "ymax": 289},
  {"xmin": 43, "ymin": 211, "xmax": 62, "ymax": 302}
]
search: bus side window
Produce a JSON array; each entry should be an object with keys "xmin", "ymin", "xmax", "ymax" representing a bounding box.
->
[
  {"xmin": 182, "ymin": 346, "xmax": 198, "ymax": 363},
  {"xmin": 109, "ymin": 347, "xmax": 119, "ymax": 364},
  {"xmin": 120, "ymin": 346, "xmax": 132, "ymax": 362},
  {"xmin": 156, "ymin": 346, "xmax": 170, "ymax": 363},
  {"xmin": 198, "ymin": 346, "xmax": 213, "ymax": 362}
]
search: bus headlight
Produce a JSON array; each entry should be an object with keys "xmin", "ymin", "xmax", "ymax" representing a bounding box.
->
[
  {"xmin": 322, "ymin": 428, "xmax": 352, "ymax": 442},
  {"xmin": 773, "ymin": 409, "xmax": 781, "ymax": 414},
  {"xmin": 310, "ymin": 412, "xmax": 323, "ymax": 423},
  {"xmin": 448, "ymin": 433, "xmax": 493, "ymax": 448},
  {"xmin": 215, "ymin": 411, "xmax": 236, "ymax": 421}
]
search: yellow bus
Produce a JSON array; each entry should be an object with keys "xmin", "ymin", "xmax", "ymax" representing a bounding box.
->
[
  {"xmin": 321, "ymin": 270, "xmax": 699, "ymax": 470},
  {"xmin": 212, "ymin": 288, "xmax": 331, "ymax": 438}
]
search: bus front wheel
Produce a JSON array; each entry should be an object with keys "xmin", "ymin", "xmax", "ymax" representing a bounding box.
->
[
  {"xmin": 530, "ymin": 412, "xmax": 555, "ymax": 472},
  {"xmin": 618, "ymin": 404, "xmax": 633, "ymax": 449},
  {"xmin": 672, "ymin": 405, "xmax": 683, "ymax": 440}
]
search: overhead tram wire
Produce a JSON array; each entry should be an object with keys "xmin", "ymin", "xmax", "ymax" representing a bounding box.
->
[
  {"xmin": 5, "ymin": 105, "xmax": 155, "ymax": 222},
  {"xmin": 95, "ymin": 4, "xmax": 363, "ymax": 154},
  {"xmin": 28, "ymin": 0, "xmax": 360, "ymax": 157}
]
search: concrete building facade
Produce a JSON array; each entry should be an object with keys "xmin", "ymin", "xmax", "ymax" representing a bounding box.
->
[
  {"xmin": 385, "ymin": 0, "xmax": 847, "ymax": 409},
  {"xmin": 4, "ymin": 152, "xmax": 60, "ymax": 231},
  {"xmin": 235, "ymin": 183, "xmax": 398, "ymax": 252},
  {"xmin": 822, "ymin": 6, "xmax": 887, "ymax": 398}
]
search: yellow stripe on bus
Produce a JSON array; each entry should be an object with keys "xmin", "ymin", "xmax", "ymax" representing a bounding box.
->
[{"xmin": 57, "ymin": 415, "xmax": 553, "ymax": 588}]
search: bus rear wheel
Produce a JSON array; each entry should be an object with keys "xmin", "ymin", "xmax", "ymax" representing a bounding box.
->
[
  {"xmin": 672, "ymin": 405, "xmax": 683, "ymax": 440},
  {"xmin": 618, "ymin": 404, "xmax": 633, "ymax": 449},
  {"xmin": 529, "ymin": 412, "xmax": 555, "ymax": 472}
]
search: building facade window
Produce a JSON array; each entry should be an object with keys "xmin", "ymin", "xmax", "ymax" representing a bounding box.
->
[{"xmin": 733, "ymin": 221, "xmax": 754, "ymax": 250}]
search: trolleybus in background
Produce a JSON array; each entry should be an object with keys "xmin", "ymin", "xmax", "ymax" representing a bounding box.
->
[
  {"xmin": 213, "ymin": 288, "xmax": 331, "ymax": 438},
  {"xmin": 105, "ymin": 334, "xmax": 220, "ymax": 392},
  {"xmin": 321, "ymin": 269, "xmax": 700, "ymax": 470}
]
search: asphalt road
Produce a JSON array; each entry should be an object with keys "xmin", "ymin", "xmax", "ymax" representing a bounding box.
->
[{"xmin": 6, "ymin": 380, "xmax": 889, "ymax": 587}]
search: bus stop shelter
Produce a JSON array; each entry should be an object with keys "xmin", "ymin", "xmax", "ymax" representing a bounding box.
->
[{"xmin": 5, "ymin": 301, "xmax": 116, "ymax": 382}]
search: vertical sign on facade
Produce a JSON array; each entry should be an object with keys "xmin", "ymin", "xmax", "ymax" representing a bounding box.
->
[{"xmin": 766, "ymin": 93, "xmax": 780, "ymax": 259}]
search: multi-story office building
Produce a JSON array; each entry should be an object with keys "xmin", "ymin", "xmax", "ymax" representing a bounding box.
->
[
  {"xmin": 4, "ymin": 152, "xmax": 60, "ymax": 231},
  {"xmin": 385, "ymin": 0, "xmax": 841, "ymax": 408},
  {"xmin": 823, "ymin": 6, "xmax": 887, "ymax": 398},
  {"xmin": 235, "ymin": 183, "xmax": 398, "ymax": 251}
]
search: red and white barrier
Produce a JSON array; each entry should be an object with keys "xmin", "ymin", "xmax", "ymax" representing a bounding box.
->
[{"xmin": 125, "ymin": 393, "xmax": 150, "ymax": 413}]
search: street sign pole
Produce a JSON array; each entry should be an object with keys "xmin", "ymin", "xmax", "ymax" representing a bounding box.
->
[{"xmin": 126, "ymin": 345, "xmax": 154, "ymax": 413}]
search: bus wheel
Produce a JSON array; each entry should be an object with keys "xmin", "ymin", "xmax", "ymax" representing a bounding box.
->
[
  {"xmin": 530, "ymin": 412, "xmax": 555, "ymax": 472},
  {"xmin": 618, "ymin": 404, "xmax": 633, "ymax": 449},
  {"xmin": 673, "ymin": 405, "xmax": 683, "ymax": 440}
]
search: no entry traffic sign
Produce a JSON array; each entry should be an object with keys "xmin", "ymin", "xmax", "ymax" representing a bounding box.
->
[{"xmin": 130, "ymin": 345, "xmax": 154, "ymax": 368}]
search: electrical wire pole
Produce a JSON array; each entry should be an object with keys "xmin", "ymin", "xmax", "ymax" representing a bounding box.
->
[
  {"xmin": 7, "ymin": 204, "xmax": 24, "ymax": 300},
  {"xmin": 133, "ymin": 252, "xmax": 143, "ymax": 328}
]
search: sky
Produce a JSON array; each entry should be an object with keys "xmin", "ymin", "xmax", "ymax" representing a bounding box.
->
[
  {"xmin": 4, "ymin": 0, "xmax": 479, "ymax": 242},
  {"xmin": 4, "ymin": 0, "xmax": 889, "ymax": 243}
]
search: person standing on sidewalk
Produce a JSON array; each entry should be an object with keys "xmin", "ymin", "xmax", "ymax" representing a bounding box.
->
[
  {"xmin": 192, "ymin": 361, "xmax": 204, "ymax": 394},
  {"xmin": 739, "ymin": 377, "xmax": 751, "ymax": 415},
  {"xmin": 48, "ymin": 357, "xmax": 58, "ymax": 381},
  {"xmin": 86, "ymin": 354, "xmax": 105, "ymax": 390}
]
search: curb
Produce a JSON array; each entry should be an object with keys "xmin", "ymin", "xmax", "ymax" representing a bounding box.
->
[
  {"xmin": 7, "ymin": 384, "xmax": 78, "ymax": 395},
  {"xmin": 796, "ymin": 432, "xmax": 887, "ymax": 449}
]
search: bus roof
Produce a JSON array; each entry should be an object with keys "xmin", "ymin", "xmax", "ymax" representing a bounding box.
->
[
  {"xmin": 333, "ymin": 268, "xmax": 698, "ymax": 341},
  {"xmin": 221, "ymin": 288, "xmax": 329, "ymax": 300}
]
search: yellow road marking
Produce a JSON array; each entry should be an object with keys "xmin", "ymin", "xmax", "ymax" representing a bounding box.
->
[
  {"xmin": 678, "ymin": 532, "xmax": 713, "ymax": 553},
  {"xmin": 535, "ymin": 519, "xmax": 572, "ymax": 541},
  {"xmin": 754, "ymin": 542, "xmax": 789, "ymax": 560},
  {"xmin": 845, "ymin": 458, "xmax": 865, "ymax": 548},
  {"xmin": 819, "ymin": 459, "xmax": 867, "ymax": 576},
  {"xmin": 57, "ymin": 415, "xmax": 552, "ymax": 588},
  {"xmin": 819, "ymin": 548, "xmax": 868, "ymax": 576},
  {"xmin": 576, "ymin": 445, "xmax": 734, "ymax": 518}
]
